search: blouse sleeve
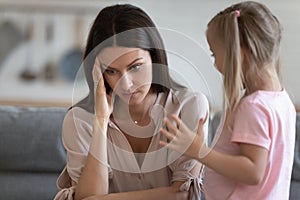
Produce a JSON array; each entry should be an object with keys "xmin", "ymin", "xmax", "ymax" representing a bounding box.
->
[
  {"xmin": 54, "ymin": 107, "xmax": 93, "ymax": 199},
  {"xmin": 169, "ymin": 91, "xmax": 209, "ymax": 200}
]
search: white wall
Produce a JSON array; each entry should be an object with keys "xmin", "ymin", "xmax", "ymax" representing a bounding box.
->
[
  {"xmin": 130, "ymin": 0, "xmax": 300, "ymax": 110},
  {"xmin": 0, "ymin": 0, "xmax": 299, "ymax": 109}
]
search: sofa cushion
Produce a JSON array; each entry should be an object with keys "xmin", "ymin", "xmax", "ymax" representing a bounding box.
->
[
  {"xmin": 290, "ymin": 180, "xmax": 300, "ymax": 200},
  {"xmin": 0, "ymin": 171, "xmax": 59, "ymax": 200},
  {"xmin": 0, "ymin": 106, "xmax": 67, "ymax": 172},
  {"xmin": 292, "ymin": 113, "xmax": 300, "ymax": 181}
]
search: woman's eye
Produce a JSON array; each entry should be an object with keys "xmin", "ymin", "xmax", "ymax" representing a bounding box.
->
[
  {"xmin": 129, "ymin": 64, "xmax": 142, "ymax": 72},
  {"xmin": 105, "ymin": 69, "xmax": 118, "ymax": 75}
]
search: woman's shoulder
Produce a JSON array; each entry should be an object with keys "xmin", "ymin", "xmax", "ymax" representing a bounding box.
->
[
  {"xmin": 169, "ymin": 88, "xmax": 209, "ymax": 107},
  {"xmin": 165, "ymin": 88, "xmax": 209, "ymax": 116},
  {"xmin": 64, "ymin": 106, "xmax": 94, "ymax": 123},
  {"xmin": 166, "ymin": 88, "xmax": 209, "ymax": 130},
  {"xmin": 62, "ymin": 106, "xmax": 94, "ymax": 139}
]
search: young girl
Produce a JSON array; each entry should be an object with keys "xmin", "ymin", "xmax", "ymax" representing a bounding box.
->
[
  {"xmin": 54, "ymin": 4, "xmax": 209, "ymax": 200},
  {"xmin": 160, "ymin": 1, "xmax": 296, "ymax": 199}
]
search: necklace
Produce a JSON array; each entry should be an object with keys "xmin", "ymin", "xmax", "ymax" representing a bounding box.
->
[
  {"xmin": 133, "ymin": 117, "xmax": 146, "ymax": 125},
  {"xmin": 131, "ymin": 92, "xmax": 157, "ymax": 126}
]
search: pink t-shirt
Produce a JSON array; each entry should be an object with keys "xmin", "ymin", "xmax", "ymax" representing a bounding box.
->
[{"xmin": 204, "ymin": 89, "xmax": 296, "ymax": 200}]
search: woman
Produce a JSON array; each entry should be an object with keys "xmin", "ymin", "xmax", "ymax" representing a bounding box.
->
[{"xmin": 55, "ymin": 4, "xmax": 209, "ymax": 200}]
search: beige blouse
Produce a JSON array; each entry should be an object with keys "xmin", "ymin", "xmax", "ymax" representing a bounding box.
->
[{"xmin": 54, "ymin": 89, "xmax": 209, "ymax": 200}]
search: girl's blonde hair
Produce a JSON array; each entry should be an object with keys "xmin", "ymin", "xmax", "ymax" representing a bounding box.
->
[{"xmin": 207, "ymin": 1, "xmax": 282, "ymax": 126}]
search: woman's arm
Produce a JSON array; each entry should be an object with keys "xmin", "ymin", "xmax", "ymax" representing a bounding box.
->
[
  {"xmin": 83, "ymin": 181, "xmax": 188, "ymax": 200},
  {"xmin": 74, "ymin": 162, "xmax": 202, "ymax": 200},
  {"xmin": 74, "ymin": 119, "xmax": 109, "ymax": 200},
  {"xmin": 74, "ymin": 60, "xmax": 113, "ymax": 200},
  {"xmin": 62, "ymin": 116, "xmax": 191, "ymax": 200}
]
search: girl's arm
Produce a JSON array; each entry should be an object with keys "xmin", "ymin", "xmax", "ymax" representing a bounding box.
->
[
  {"xmin": 160, "ymin": 115, "xmax": 268, "ymax": 185},
  {"xmin": 201, "ymin": 143, "xmax": 268, "ymax": 185}
]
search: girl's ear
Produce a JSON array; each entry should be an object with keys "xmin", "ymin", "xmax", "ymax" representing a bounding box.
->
[{"xmin": 240, "ymin": 47, "xmax": 248, "ymax": 71}]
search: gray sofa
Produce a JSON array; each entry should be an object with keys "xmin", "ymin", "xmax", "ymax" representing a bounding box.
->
[
  {"xmin": 290, "ymin": 113, "xmax": 300, "ymax": 200},
  {"xmin": 0, "ymin": 105, "xmax": 299, "ymax": 199},
  {"xmin": 208, "ymin": 112, "xmax": 300, "ymax": 200},
  {"xmin": 0, "ymin": 105, "xmax": 67, "ymax": 200}
]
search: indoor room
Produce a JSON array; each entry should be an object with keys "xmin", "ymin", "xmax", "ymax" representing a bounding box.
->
[{"xmin": 0, "ymin": 0, "xmax": 299, "ymax": 199}]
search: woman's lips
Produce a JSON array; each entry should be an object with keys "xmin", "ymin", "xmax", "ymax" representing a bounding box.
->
[{"xmin": 122, "ymin": 91, "xmax": 137, "ymax": 98}]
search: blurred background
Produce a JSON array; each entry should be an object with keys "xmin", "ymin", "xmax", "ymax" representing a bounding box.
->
[{"xmin": 0, "ymin": 0, "xmax": 299, "ymax": 112}]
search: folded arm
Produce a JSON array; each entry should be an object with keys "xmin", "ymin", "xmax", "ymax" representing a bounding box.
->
[
  {"xmin": 81, "ymin": 181, "xmax": 188, "ymax": 200},
  {"xmin": 74, "ymin": 157, "xmax": 202, "ymax": 200}
]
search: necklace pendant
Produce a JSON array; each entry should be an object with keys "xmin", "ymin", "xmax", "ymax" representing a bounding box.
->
[{"xmin": 134, "ymin": 120, "xmax": 138, "ymax": 124}]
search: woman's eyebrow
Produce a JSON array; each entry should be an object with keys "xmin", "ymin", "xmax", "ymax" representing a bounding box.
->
[
  {"xmin": 126, "ymin": 57, "xmax": 144, "ymax": 67},
  {"xmin": 100, "ymin": 63, "xmax": 109, "ymax": 71},
  {"xmin": 101, "ymin": 57, "xmax": 144, "ymax": 70}
]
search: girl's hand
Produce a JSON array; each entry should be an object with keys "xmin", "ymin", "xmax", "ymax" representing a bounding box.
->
[
  {"xmin": 159, "ymin": 113, "xmax": 209, "ymax": 160},
  {"xmin": 92, "ymin": 58, "xmax": 114, "ymax": 122}
]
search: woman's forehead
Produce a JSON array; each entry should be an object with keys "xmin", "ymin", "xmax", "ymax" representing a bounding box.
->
[{"xmin": 97, "ymin": 47, "xmax": 150, "ymax": 67}]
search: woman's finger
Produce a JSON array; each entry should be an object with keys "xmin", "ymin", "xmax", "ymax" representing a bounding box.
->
[
  {"xmin": 93, "ymin": 61, "xmax": 106, "ymax": 95},
  {"xmin": 171, "ymin": 114, "xmax": 182, "ymax": 128},
  {"xmin": 196, "ymin": 111, "xmax": 209, "ymax": 136},
  {"xmin": 171, "ymin": 114, "xmax": 191, "ymax": 134},
  {"xmin": 204, "ymin": 112, "xmax": 209, "ymax": 123},
  {"xmin": 159, "ymin": 141, "xmax": 177, "ymax": 151},
  {"xmin": 106, "ymin": 91, "xmax": 115, "ymax": 113},
  {"xmin": 97, "ymin": 74, "xmax": 106, "ymax": 94},
  {"xmin": 92, "ymin": 59, "xmax": 100, "ymax": 81},
  {"xmin": 164, "ymin": 117, "xmax": 180, "ymax": 135},
  {"xmin": 159, "ymin": 140, "xmax": 168, "ymax": 147},
  {"xmin": 93, "ymin": 59, "xmax": 102, "ymax": 83},
  {"xmin": 160, "ymin": 128, "xmax": 176, "ymax": 141}
]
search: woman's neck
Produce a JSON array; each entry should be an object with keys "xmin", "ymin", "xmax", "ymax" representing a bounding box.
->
[
  {"xmin": 116, "ymin": 90, "xmax": 157, "ymax": 126},
  {"xmin": 129, "ymin": 91, "xmax": 157, "ymax": 125}
]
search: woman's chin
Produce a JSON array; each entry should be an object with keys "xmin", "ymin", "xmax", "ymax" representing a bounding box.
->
[{"xmin": 119, "ymin": 93, "xmax": 142, "ymax": 106}]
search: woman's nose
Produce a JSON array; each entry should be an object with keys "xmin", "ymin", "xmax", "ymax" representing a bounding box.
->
[{"xmin": 120, "ymin": 73, "xmax": 133, "ymax": 91}]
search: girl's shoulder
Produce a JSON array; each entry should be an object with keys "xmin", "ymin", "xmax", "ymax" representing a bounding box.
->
[
  {"xmin": 237, "ymin": 89, "xmax": 295, "ymax": 118},
  {"xmin": 240, "ymin": 89, "xmax": 292, "ymax": 108}
]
